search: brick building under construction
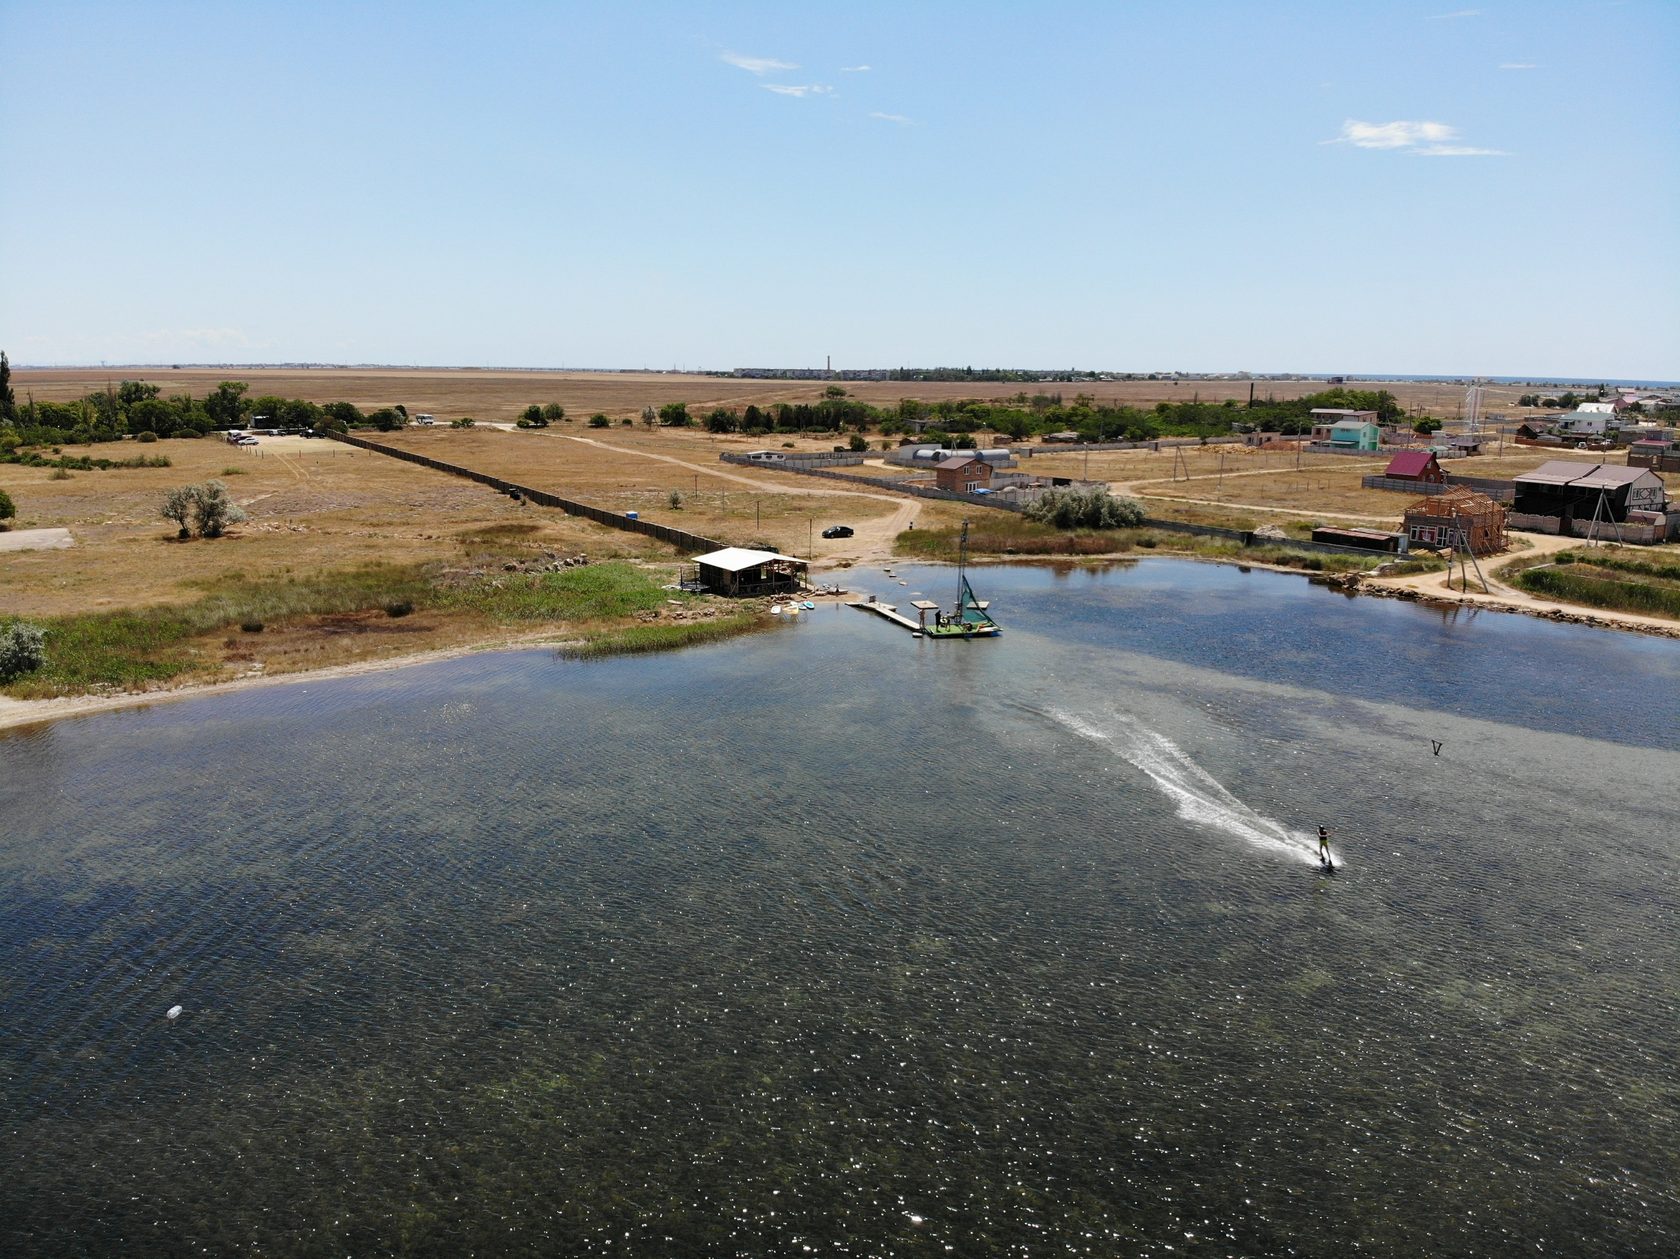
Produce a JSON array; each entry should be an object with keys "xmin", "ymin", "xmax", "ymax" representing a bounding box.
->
[{"xmin": 1402, "ymin": 487, "xmax": 1508, "ymax": 556}]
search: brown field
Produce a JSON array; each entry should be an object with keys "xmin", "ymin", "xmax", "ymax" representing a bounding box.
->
[
  {"xmin": 2, "ymin": 366, "xmax": 1656, "ymax": 701},
  {"xmin": 10, "ymin": 366, "xmax": 1544, "ymax": 422},
  {"xmin": 0, "ymin": 420, "xmax": 979, "ymax": 623}
]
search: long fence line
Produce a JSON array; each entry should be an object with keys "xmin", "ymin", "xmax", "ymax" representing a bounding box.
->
[
  {"xmin": 729, "ymin": 455, "xmax": 1401, "ymax": 557},
  {"xmin": 327, "ymin": 431, "xmax": 1392, "ymax": 563},
  {"xmin": 330, "ymin": 432, "xmax": 727, "ymax": 554},
  {"xmin": 1360, "ymin": 474, "xmax": 1517, "ymax": 502}
]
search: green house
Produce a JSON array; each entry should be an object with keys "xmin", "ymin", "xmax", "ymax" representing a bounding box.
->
[{"xmin": 1328, "ymin": 420, "xmax": 1381, "ymax": 452}]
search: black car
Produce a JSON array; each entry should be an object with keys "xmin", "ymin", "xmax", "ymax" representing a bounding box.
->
[{"xmin": 821, "ymin": 525, "xmax": 854, "ymax": 539}]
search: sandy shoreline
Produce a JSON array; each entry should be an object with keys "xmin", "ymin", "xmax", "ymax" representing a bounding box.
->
[
  {"xmin": 3, "ymin": 553, "xmax": 1675, "ymax": 733},
  {"xmin": 0, "ymin": 630, "xmax": 581, "ymax": 734}
]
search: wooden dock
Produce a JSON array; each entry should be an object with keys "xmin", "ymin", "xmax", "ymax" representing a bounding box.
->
[{"xmin": 847, "ymin": 600, "xmax": 924, "ymax": 634}]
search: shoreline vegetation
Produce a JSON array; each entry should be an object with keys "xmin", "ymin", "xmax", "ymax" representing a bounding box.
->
[
  {"xmin": 0, "ymin": 549, "xmax": 770, "ymax": 708},
  {"xmin": 4, "ymin": 534, "xmax": 1675, "ymax": 733}
]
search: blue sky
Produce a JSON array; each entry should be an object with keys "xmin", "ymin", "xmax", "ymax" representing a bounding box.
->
[{"xmin": 2, "ymin": 1, "xmax": 1675, "ymax": 378}]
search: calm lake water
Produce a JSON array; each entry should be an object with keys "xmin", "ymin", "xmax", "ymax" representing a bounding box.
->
[{"xmin": 2, "ymin": 560, "xmax": 1676, "ymax": 1257}]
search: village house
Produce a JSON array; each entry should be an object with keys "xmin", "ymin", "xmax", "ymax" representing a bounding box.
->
[
  {"xmin": 1402, "ymin": 488, "xmax": 1508, "ymax": 555},
  {"xmin": 1309, "ymin": 408, "xmax": 1378, "ymax": 441},
  {"xmin": 1381, "ymin": 451, "xmax": 1444, "ymax": 484},
  {"xmin": 1325, "ymin": 418, "xmax": 1381, "ymax": 451},
  {"xmin": 1512, "ymin": 461, "xmax": 1668, "ymax": 525},
  {"xmin": 934, "ymin": 456, "xmax": 995, "ymax": 493}
]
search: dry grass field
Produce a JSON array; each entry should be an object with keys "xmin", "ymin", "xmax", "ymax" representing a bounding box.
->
[
  {"xmin": 3, "ymin": 366, "xmax": 1656, "ymax": 702},
  {"xmin": 11, "ymin": 366, "xmax": 1541, "ymax": 422}
]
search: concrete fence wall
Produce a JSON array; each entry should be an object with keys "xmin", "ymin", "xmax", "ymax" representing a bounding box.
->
[
  {"xmin": 331, "ymin": 433, "xmax": 727, "ymax": 555},
  {"xmin": 1507, "ymin": 511, "xmax": 1679, "ymax": 544},
  {"xmin": 719, "ymin": 451, "xmax": 867, "ymax": 469},
  {"xmin": 1361, "ymin": 474, "xmax": 1516, "ymax": 502}
]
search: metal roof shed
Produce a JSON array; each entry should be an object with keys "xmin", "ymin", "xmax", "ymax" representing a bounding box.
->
[{"xmin": 691, "ymin": 547, "xmax": 808, "ymax": 597}]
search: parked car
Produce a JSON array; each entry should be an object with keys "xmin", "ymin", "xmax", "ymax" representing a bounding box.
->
[
  {"xmin": 235, "ymin": 436, "xmax": 259, "ymax": 446},
  {"xmin": 821, "ymin": 525, "xmax": 854, "ymax": 539}
]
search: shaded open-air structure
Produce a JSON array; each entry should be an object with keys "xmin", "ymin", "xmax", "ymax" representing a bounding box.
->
[{"xmin": 689, "ymin": 547, "xmax": 808, "ymax": 597}]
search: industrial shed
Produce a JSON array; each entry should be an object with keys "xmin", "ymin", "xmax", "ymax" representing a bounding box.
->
[
  {"xmin": 1403, "ymin": 488, "xmax": 1508, "ymax": 555},
  {"xmin": 690, "ymin": 547, "xmax": 808, "ymax": 597}
]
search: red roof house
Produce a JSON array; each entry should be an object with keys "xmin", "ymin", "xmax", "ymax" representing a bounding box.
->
[{"xmin": 1382, "ymin": 450, "xmax": 1444, "ymax": 483}]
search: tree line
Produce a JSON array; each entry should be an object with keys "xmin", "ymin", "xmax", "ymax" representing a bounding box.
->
[{"xmin": 640, "ymin": 386, "xmax": 1405, "ymax": 445}]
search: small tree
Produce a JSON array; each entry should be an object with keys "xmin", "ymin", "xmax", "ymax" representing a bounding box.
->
[
  {"xmin": 588, "ymin": 413, "xmax": 611, "ymax": 428},
  {"xmin": 190, "ymin": 480, "xmax": 246, "ymax": 538},
  {"xmin": 641, "ymin": 406, "xmax": 657, "ymax": 429},
  {"xmin": 0, "ymin": 487, "xmax": 14, "ymax": 529},
  {"xmin": 658, "ymin": 402, "xmax": 691, "ymax": 427},
  {"xmin": 542, "ymin": 403, "xmax": 565, "ymax": 423},
  {"xmin": 522, "ymin": 404, "xmax": 545, "ymax": 424},
  {"xmin": 668, "ymin": 490, "xmax": 683, "ymax": 510},
  {"xmin": 824, "ymin": 384, "xmax": 847, "ymax": 399},
  {"xmin": 161, "ymin": 485, "xmax": 195, "ymax": 537},
  {"xmin": 0, "ymin": 622, "xmax": 47, "ymax": 681},
  {"xmin": 849, "ymin": 433, "xmax": 869, "ymax": 452}
]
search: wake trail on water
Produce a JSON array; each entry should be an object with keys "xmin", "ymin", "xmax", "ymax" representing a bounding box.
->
[{"xmin": 1030, "ymin": 705, "xmax": 1326, "ymax": 867}]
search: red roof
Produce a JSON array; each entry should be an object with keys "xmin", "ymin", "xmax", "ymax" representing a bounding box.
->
[{"xmin": 1384, "ymin": 451, "xmax": 1438, "ymax": 478}]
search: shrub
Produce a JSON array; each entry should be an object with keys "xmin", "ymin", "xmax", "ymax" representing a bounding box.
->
[
  {"xmin": 136, "ymin": 431, "xmax": 158, "ymax": 443},
  {"xmin": 240, "ymin": 620, "xmax": 264, "ymax": 633},
  {"xmin": 668, "ymin": 490, "xmax": 683, "ymax": 510},
  {"xmin": 588, "ymin": 414, "xmax": 611, "ymax": 428},
  {"xmin": 50, "ymin": 468, "xmax": 72, "ymax": 480},
  {"xmin": 162, "ymin": 480, "xmax": 248, "ymax": 538},
  {"xmin": 516, "ymin": 417, "xmax": 534, "ymax": 429},
  {"xmin": 1024, "ymin": 488, "xmax": 1146, "ymax": 530},
  {"xmin": 385, "ymin": 601, "xmax": 414, "ymax": 618},
  {"xmin": 451, "ymin": 417, "xmax": 477, "ymax": 429},
  {"xmin": 0, "ymin": 622, "xmax": 47, "ymax": 681},
  {"xmin": 0, "ymin": 487, "xmax": 13, "ymax": 528}
]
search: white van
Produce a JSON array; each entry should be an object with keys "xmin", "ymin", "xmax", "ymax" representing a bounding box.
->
[{"xmin": 415, "ymin": 414, "xmax": 436, "ymax": 426}]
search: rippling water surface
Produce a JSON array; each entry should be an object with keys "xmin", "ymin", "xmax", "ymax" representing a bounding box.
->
[{"xmin": 2, "ymin": 560, "xmax": 1676, "ymax": 1257}]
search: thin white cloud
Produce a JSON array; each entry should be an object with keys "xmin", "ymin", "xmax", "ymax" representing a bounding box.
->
[
  {"xmin": 840, "ymin": 65, "xmax": 871, "ymax": 73},
  {"xmin": 1499, "ymin": 62, "xmax": 1539, "ymax": 70},
  {"xmin": 869, "ymin": 112, "xmax": 912, "ymax": 125},
  {"xmin": 1416, "ymin": 144, "xmax": 1508, "ymax": 156},
  {"xmin": 1324, "ymin": 119, "xmax": 1506, "ymax": 156},
  {"xmin": 721, "ymin": 51, "xmax": 797, "ymax": 74},
  {"xmin": 762, "ymin": 84, "xmax": 833, "ymax": 97},
  {"xmin": 1427, "ymin": 8, "xmax": 1481, "ymax": 18}
]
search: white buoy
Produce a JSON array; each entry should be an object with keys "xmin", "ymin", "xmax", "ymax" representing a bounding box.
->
[{"xmin": 166, "ymin": 1005, "xmax": 183, "ymax": 1020}]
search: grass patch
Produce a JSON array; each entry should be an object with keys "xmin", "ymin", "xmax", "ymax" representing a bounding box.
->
[
  {"xmin": 897, "ymin": 518, "xmax": 1382, "ymax": 573},
  {"xmin": 561, "ymin": 612, "xmax": 769, "ymax": 658},
  {"xmin": 434, "ymin": 562, "xmax": 672, "ymax": 622},
  {"xmin": 1512, "ymin": 562, "xmax": 1680, "ymax": 619},
  {"xmin": 458, "ymin": 523, "xmax": 543, "ymax": 541},
  {"xmin": 1, "ymin": 560, "xmax": 741, "ymax": 699}
]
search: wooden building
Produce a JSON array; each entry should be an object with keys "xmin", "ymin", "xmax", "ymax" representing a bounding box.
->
[
  {"xmin": 1403, "ymin": 487, "xmax": 1508, "ymax": 555},
  {"xmin": 934, "ymin": 456, "xmax": 994, "ymax": 493},
  {"xmin": 691, "ymin": 547, "xmax": 807, "ymax": 597}
]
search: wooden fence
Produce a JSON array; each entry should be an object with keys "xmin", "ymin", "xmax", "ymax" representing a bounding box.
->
[{"xmin": 330, "ymin": 432, "xmax": 727, "ymax": 554}]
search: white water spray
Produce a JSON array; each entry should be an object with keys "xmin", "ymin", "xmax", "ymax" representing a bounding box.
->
[{"xmin": 1049, "ymin": 709, "xmax": 1326, "ymax": 866}]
